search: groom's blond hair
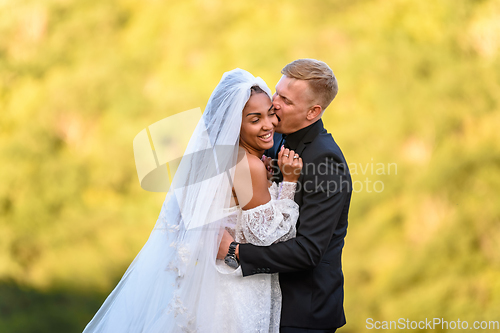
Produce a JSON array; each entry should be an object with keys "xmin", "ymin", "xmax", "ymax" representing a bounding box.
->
[{"xmin": 281, "ymin": 59, "xmax": 338, "ymax": 110}]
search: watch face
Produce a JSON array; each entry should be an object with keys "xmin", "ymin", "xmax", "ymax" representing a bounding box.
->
[{"xmin": 224, "ymin": 256, "xmax": 239, "ymax": 269}]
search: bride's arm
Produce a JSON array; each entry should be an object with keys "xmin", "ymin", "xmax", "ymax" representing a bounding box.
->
[
  {"xmin": 233, "ymin": 152, "xmax": 272, "ymax": 210},
  {"xmin": 233, "ymin": 147, "xmax": 302, "ymax": 209},
  {"xmin": 238, "ymin": 194, "xmax": 298, "ymax": 246},
  {"xmin": 233, "ymin": 149, "xmax": 302, "ymax": 246}
]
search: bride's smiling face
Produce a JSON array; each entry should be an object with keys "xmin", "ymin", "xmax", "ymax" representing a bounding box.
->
[{"xmin": 239, "ymin": 92, "xmax": 277, "ymax": 155}]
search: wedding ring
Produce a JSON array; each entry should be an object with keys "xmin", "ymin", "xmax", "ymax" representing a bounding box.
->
[
  {"xmin": 284, "ymin": 154, "xmax": 289, "ymax": 157},
  {"xmin": 293, "ymin": 156, "xmax": 299, "ymax": 159}
]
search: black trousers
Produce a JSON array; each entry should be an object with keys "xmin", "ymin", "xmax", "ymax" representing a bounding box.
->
[{"xmin": 280, "ymin": 327, "xmax": 337, "ymax": 333}]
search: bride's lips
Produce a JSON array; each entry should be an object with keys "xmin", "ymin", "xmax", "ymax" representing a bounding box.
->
[{"xmin": 258, "ymin": 131, "xmax": 273, "ymax": 143}]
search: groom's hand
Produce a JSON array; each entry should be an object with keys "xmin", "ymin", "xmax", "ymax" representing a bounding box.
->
[{"xmin": 217, "ymin": 229, "xmax": 235, "ymax": 260}]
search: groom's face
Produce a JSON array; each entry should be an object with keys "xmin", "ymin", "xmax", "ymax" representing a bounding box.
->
[{"xmin": 272, "ymin": 75, "xmax": 314, "ymax": 134}]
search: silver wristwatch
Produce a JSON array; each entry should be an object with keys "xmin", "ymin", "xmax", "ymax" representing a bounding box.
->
[{"xmin": 224, "ymin": 241, "xmax": 240, "ymax": 269}]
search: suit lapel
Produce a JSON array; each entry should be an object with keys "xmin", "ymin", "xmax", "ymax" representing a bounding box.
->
[
  {"xmin": 277, "ymin": 120, "xmax": 326, "ymax": 183},
  {"xmin": 295, "ymin": 142, "xmax": 307, "ymax": 156},
  {"xmin": 294, "ymin": 119, "xmax": 325, "ymax": 156}
]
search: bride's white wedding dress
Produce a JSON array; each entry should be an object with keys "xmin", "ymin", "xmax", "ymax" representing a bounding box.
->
[
  {"xmin": 213, "ymin": 181, "xmax": 297, "ymax": 333},
  {"xmin": 82, "ymin": 69, "xmax": 297, "ymax": 333}
]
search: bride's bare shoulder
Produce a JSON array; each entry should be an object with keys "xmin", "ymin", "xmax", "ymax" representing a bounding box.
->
[
  {"xmin": 243, "ymin": 152, "xmax": 266, "ymax": 171},
  {"xmin": 233, "ymin": 151, "xmax": 271, "ymax": 210}
]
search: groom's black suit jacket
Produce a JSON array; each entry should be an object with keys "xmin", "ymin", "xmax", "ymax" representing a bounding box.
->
[{"xmin": 239, "ymin": 119, "xmax": 352, "ymax": 330}]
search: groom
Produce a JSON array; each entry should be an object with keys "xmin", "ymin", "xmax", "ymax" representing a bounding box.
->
[{"xmin": 219, "ymin": 59, "xmax": 352, "ymax": 333}]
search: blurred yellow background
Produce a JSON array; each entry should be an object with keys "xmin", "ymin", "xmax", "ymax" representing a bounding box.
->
[{"xmin": 1, "ymin": 0, "xmax": 499, "ymax": 332}]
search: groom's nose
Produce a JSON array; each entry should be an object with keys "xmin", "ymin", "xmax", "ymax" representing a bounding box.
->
[
  {"xmin": 272, "ymin": 93, "xmax": 280, "ymax": 109},
  {"xmin": 272, "ymin": 99, "xmax": 281, "ymax": 110}
]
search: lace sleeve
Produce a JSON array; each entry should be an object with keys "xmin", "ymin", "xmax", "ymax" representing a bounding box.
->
[
  {"xmin": 266, "ymin": 181, "xmax": 297, "ymax": 200},
  {"xmin": 237, "ymin": 185, "xmax": 298, "ymax": 246},
  {"xmin": 277, "ymin": 181, "xmax": 296, "ymax": 200}
]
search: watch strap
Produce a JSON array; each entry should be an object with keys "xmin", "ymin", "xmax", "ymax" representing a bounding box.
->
[{"xmin": 228, "ymin": 242, "xmax": 238, "ymax": 259}]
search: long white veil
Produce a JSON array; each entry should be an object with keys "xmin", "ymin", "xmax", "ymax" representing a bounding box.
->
[{"xmin": 83, "ymin": 69, "xmax": 272, "ymax": 333}]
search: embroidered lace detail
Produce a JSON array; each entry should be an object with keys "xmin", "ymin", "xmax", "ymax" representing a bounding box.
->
[
  {"xmin": 235, "ymin": 182, "xmax": 297, "ymax": 246},
  {"xmin": 211, "ymin": 183, "xmax": 298, "ymax": 332},
  {"xmin": 165, "ymin": 184, "xmax": 298, "ymax": 332},
  {"xmin": 168, "ymin": 294, "xmax": 198, "ymax": 332},
  {"xmin": 268, "ymin": 182, "xmax": 279, "ymax": 200},
  {"xmin": 278, "ymin": 181, "xmax": 296, "ymax": 200}
]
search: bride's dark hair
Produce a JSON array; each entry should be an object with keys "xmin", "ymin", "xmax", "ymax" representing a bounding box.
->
[{"xmin": 250, "ymin": 85, "xmax": 266, "ymax": 95}]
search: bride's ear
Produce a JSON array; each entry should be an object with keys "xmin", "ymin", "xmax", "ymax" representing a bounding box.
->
[{"xmin": 306, "ymin": 105, "xmax": 322, "ymax": 120}]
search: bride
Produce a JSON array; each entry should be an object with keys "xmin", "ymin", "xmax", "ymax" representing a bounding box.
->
[{"xmin": 83, "ymin": 68, "xmax": 303, "ymax": 332}]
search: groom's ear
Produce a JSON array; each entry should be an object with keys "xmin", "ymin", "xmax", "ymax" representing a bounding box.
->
[{"xmin": 306, "ymin": 105, "xmax": 323, "ymax": 120}]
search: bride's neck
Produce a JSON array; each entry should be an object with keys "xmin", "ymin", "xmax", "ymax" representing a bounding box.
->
[{"xmin": 238, "ymin": 142, "xmax": 264, "ymax": 159}]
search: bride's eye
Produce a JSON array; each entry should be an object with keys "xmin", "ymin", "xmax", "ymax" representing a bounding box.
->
[{"xmin": 251, "ymin": 118, "xmax": 259, "ymax": 123}]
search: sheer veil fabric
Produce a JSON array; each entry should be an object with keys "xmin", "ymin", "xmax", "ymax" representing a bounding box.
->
[{"xmin": 83, "ymin": 69, "xmax": 272, "ymax": 332}]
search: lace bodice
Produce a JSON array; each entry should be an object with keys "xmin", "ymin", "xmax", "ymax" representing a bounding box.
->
[
  {"xmin": 213, "ymin": 181, "xmax": 299, "ymax": 333},
  {"xmin": 224, "ymin": 181, "xmax": 298, "ymax": 246}
]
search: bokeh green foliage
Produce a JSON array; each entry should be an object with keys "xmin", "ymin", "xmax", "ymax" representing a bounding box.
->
[{"xmin": 1, "ymin": 0, "xmax": 499, "ymax": 332}]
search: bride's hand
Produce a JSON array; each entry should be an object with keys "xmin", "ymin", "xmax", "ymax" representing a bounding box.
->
[
  {"xmin": 278, "ymin": 146, "xmax": 303, "ymax": 183},
  {"xmin": 217, "ymin": 229, "xmax": 235, "ymax": 260}
]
